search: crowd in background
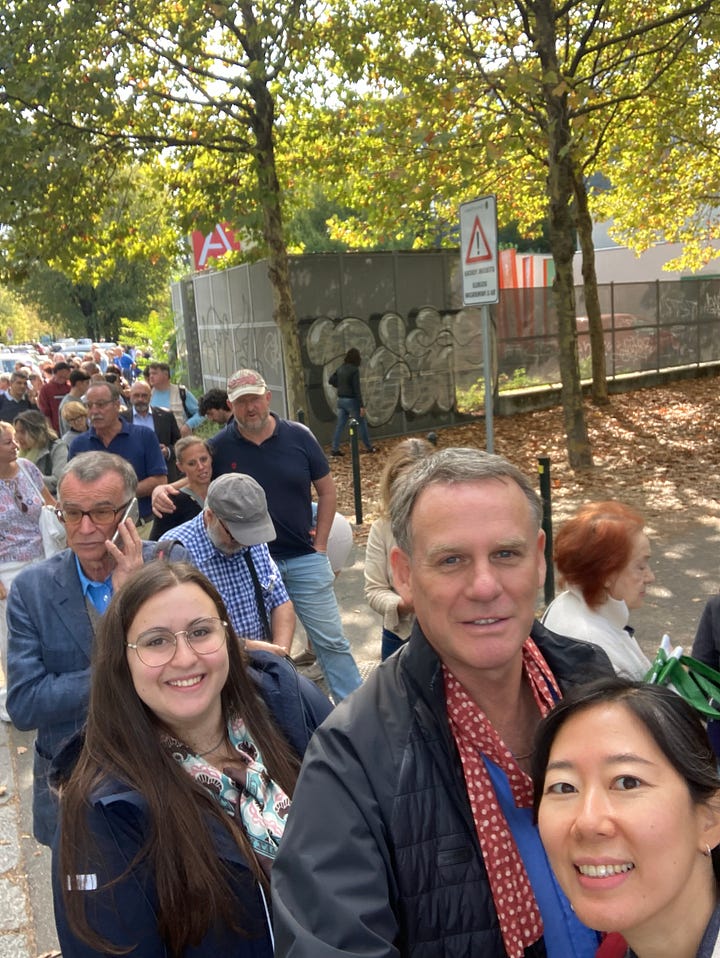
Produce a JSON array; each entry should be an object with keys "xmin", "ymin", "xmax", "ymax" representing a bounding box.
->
[{"xmin": 4, "ymin": 348, "xmax": 720, "ymax": 958}]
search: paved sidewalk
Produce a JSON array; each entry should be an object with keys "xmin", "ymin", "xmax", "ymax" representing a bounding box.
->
[{"xmin": 2, "ymin": 511, "xmax": 720, "ymax": 954}]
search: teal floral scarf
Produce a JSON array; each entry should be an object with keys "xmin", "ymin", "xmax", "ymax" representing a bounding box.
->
[{"xmin": 163, "ymin": 713, "xmax": 291, "ymax": 874}]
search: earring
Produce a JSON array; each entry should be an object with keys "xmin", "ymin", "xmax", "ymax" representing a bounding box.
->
[{"xmin": 704, "ymin": 843, "xmax": 712, "ymax": 858}]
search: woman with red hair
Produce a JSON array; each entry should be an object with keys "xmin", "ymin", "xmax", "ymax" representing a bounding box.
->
[{"xmin": 542, "ymin": 501, "xmax": 655, "ymax": 679}]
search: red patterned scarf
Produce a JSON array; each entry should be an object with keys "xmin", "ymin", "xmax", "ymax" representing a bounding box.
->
[{"xmin": 444, "ymin": 638, "xmax": 561, "ymax": 958}]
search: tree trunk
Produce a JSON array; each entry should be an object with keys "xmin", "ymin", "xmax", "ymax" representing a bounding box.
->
[
  {"xmin": 573, "ymin": 170, "xmax": 609, "ymax": 405},
  {"xmin": 534, "ymin": 1, "xmax": 593, "ymax": 468},
  {"xmin": 251, "ymin": 81, "xmax": 306, "ymax": 420}
]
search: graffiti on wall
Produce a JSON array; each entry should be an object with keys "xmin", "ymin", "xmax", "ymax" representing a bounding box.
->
[{"xmin": 305, "ymin": 306, "xmax": 485, "ymax": 426}]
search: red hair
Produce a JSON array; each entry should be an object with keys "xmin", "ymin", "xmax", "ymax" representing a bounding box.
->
[{"xmin": 553, "ymin": 501, "xmax": 645, "ymax": 610}]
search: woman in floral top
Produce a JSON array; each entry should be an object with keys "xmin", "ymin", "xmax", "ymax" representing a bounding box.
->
[{"xmin": 0, "ymin": 421, "xmax": 54, "ymax": 721}]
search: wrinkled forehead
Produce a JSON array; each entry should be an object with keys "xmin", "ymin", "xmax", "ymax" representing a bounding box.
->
[{"xmin": 59, "ymin": 469, "xmax": 127, "ymax": 503}]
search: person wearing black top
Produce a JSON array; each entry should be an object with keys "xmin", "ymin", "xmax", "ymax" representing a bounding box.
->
[{"xmin": 329, "ymin": 348, "xmax": 376, "ymax": 456}]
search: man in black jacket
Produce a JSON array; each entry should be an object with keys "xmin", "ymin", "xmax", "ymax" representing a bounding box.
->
[
  {"xmin": 0, "ymin": 370, "xmax": 37, "ymax": 420},
  {"xmin": 121, "ymin": 379, "xmax": 182, "ymax": 481},
  {"xmin": 273, "ymin": 448, "xmax": 615, "ymax": 958}
]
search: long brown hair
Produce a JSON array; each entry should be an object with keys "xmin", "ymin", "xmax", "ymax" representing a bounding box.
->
[{"xmin": 58, "ymin": 561, "xmax": 301, "ymax": 955}]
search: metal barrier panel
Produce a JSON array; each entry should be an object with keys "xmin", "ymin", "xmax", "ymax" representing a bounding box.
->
[{"xmin": 172, "ymin": 258, "xmax": 720, "ymax": 442}]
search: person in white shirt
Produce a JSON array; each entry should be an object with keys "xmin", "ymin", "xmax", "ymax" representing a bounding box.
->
[{"xmin": 542, "ymin": 500, "xmax": 655, "ymax": 679}]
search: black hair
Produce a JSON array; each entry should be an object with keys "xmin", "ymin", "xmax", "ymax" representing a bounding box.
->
[
  {"xmin": 343, "ymin": 348, "xmax": 361, "ymax": 366},
  {"xmin": 198, "ymin": 389, "xmax": 230, "ymax": 415},
  {"xmin": 532, "ymin": 677, "xmax": 720, "ymax": 877}
]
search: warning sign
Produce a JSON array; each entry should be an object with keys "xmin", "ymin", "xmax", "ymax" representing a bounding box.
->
[
  {"xmin": 459, "ymin": 196, "xmax": 498, "ymax": 305},
  {"xmin": 465, "ymin": 216, "xmax": 493, "ymax": 264}
]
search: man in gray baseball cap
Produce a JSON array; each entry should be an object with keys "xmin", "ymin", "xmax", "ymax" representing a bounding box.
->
[
  {"xmin": 205, "ymin": 472, "xmax": 276, "ymax": 546},
  {"xmin": 159, "ymin": 473, "xmax": 295, "ymax": 655}
]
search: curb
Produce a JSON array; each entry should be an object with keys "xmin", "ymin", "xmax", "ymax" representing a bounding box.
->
[{"xmin": 0, "ymin": 721, "xmax": 36, "ymax": 958}]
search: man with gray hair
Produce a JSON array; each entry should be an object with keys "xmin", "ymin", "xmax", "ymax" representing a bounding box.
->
[
  {"xmin": 68, "ymin": 380, "xmax": 168, "ymax": 524},
  {"xmin": 159, "ymin": 473, "xmax": 296, "ymax": 656},
  {"xmin": 273, "ymin": 447, "xmax": 615, "ymax": 958},
  {"xmin": 6, "ymin": 452, "xmax": 186, "ymax": 845}
]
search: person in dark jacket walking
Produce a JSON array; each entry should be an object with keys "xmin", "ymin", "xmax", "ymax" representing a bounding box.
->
[
  {"xmin": 52, "ymin": 561, "xmax": 332, "ymax": 958},
  {"xmin": 273, "ymin": 448, "xmax": 615, "ymax": 958},
  {"xmin": 329, "ymin": 347, "xmax": 376, "ymax": 456}
]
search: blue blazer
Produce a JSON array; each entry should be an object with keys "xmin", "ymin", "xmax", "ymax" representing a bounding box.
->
[{"xmin": 6, "ymin": 542, "xmax": 186, "ymax": 845}]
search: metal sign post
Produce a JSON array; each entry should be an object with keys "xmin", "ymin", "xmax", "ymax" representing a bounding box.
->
[{"xmin": 459, "ymin": 195, "xmax": 499, "ymax": 453}]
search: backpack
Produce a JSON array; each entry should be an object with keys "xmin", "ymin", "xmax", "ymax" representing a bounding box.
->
[{"xmin": 178, "ymin": 384, "xmax": 190, "ymax": 418}]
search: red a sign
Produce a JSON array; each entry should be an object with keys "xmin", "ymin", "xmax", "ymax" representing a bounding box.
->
[{"xmin": 191, "ymin": 223, "xmax": 242, "ymax": 271}]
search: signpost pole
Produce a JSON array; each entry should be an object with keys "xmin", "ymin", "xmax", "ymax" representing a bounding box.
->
[
  {"xmin": 459, "ymin": 195, "xmax": 499, "ymax": 455},
  {"xmin": 481, "ymin": 305, "xmax": 494, "ymax": 452}
]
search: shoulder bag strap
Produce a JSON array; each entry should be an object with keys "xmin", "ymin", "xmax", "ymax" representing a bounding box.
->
[{"xmin": 243, "ymin": 550, "xmax": 272, "ymax": 640}]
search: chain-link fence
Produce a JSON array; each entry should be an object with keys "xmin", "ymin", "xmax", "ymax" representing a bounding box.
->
[{"xmin": 497, "ymin": 277, "xmax": 720, "ymax": 386}]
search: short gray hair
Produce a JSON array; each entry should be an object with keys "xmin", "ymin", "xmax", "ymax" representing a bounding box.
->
[
  {"xmin": 390, "ymin": 447, "xmax": 543, "ymax": 554},
  {"xmin": 87, "ymin": 381, "xmax": 121, "ymax": 403},
  {"xmin": 58, "ymin": 452, "xmax": 137, "ymax": 500}
]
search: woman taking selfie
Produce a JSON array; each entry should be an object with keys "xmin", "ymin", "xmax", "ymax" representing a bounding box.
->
[
  {"xmin": 533, "ymin": 678, "xmax": 720, "ymax": 958},
  {"xmin": 52, "ymin": 561, "xmax": 332, "ymax": 957}
]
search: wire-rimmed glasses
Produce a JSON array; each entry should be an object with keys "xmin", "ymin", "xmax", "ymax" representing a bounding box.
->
[{"xmin": 126, "ymin": 617, "xmax": 228, "ymax": 667}]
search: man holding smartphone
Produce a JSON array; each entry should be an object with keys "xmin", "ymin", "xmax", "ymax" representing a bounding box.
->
[{"xmin": 5, "ymin": 452, "xmax": 186, "ymax": 845}]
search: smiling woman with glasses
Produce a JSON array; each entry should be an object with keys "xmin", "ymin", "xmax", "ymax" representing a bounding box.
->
[
  {"xmin": 52, "ymin": 561, "xmax": 332, "ymax": 958},
  {"xmin": 0, "ymin": 421, "xmax": 55, "ymax": 722}
]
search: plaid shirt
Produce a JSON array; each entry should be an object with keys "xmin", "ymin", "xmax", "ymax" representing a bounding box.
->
[{"xmin": 160, "ymin": 514, "xmax": 289, "ymax": 640}]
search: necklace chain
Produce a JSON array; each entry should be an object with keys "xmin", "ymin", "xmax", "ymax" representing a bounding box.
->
[{"xmin": 196, "ymin": 729, "xmax": 227, "ymax": 757}]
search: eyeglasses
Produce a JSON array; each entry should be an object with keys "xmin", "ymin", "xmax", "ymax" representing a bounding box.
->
[
  {"xmin": 14, "ymin": 490, "xmax": 28, "ymax": 513},
  {"xmin": 86, "ymin": 399, "xmax": 115, "ymax": 409},
  {"xmin": 56, "ymin": 500, "xmax": 131, "ymax": 527},
  {"xmin": 126, "ymin": 617, "xmax": 228, "ymax": 667}
]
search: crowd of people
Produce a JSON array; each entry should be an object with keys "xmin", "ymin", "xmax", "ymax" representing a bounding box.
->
[{"xmin": 3, "ymin": 351, "xmax": 720, "ymax": 958}]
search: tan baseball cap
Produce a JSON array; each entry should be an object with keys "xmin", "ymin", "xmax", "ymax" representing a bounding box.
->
[{"xmin": 227, "ymin": 369, "xmax": 267, "ymax": 402}]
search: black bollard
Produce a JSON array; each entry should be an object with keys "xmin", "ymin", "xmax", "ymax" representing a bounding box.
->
[
  {"xmin": 296, "ymin": 408, "xmax": 305, "ymax": 424},
  {"xmin": 348, "ymin": 418, "xmax": 363, "ymax": 525},
  {"xmin": 537, "ymin": 456, "xmax": 554, "ymax": 605}
]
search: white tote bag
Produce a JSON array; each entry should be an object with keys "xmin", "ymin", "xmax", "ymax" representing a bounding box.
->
[{"xmin": 17, "ymin": 461, "xmax": 67, "ymax": 557}]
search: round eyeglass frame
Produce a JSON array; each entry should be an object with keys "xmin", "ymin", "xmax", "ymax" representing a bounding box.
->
[{"xmin": 126, "ymin": 618, "xmax": 229, "ymax": 667}]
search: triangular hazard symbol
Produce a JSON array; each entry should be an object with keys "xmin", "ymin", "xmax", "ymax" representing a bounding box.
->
[{"xmin": 465, "ymin": 216, "xmax": 492, "ymax": 264}]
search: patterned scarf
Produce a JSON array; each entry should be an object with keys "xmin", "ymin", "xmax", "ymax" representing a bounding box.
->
[
  {"xmin": 163, "ymin": 714, "xmax": 291, "ymax": 876},
  {"xmin": 444, "ymin": 638, "xmax": 561, "ymax": 958}
]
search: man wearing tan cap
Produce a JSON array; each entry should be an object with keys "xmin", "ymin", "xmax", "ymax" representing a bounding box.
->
[{"xmin": 153, "ymin": 368, "xmax": 361, "ymax": 702}]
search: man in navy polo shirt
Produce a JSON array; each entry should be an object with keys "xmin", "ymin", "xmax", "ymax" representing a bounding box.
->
[
  {"xmin": 152, "ymin": 368, "xmax": 361, "ymax": 703},
  {"xmin": 68, "ymin": 381, "xmax": 167, "ymax": 522}
]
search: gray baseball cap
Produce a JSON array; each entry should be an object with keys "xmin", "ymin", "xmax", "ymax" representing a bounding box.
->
[{"xmin": 205, "ymin": 473, "xmax": 276, "ymax": 546}]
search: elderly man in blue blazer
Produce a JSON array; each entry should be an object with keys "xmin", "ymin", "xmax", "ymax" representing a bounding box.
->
[{"xmin": 6, "ymin": 451, "xmax": 186, "ymax": 846}]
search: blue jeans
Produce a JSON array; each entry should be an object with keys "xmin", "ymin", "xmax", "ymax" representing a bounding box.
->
[
  {"xmin": 274, "ymin": 552, "xmax": 362, "ymax": 702},
  {"xmin": 332, "ymin": 397, "xmax": 373, "ymax": 452}
]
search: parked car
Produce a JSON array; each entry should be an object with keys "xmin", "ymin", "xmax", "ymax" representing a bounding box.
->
[{"xmin": 0, "ymin": 352, "xmax": 41, "ymax": 375}]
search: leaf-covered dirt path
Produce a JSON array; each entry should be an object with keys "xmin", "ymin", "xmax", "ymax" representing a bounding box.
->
[
  {"xmin": 328, "ymin": 374, "xmax": 720, "ymax": 648},
  {"xmin": 330, "ymin": 375, "xmax": 720, "ymax": 534}
]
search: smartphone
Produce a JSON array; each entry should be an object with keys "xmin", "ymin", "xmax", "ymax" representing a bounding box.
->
[{"xmin": 111, "ymin": 497, "xmax": 140, "ymax": 545}]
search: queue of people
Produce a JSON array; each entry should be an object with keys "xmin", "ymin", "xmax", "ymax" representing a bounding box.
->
[{"xmin": 4, "ymin": 361, "xmax": 720, "ymax": 958}]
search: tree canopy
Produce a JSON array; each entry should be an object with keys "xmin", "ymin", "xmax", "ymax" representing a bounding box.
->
[{"xmin": 1, "ymin": 0, "xmax": 719, "ymax": 464}]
